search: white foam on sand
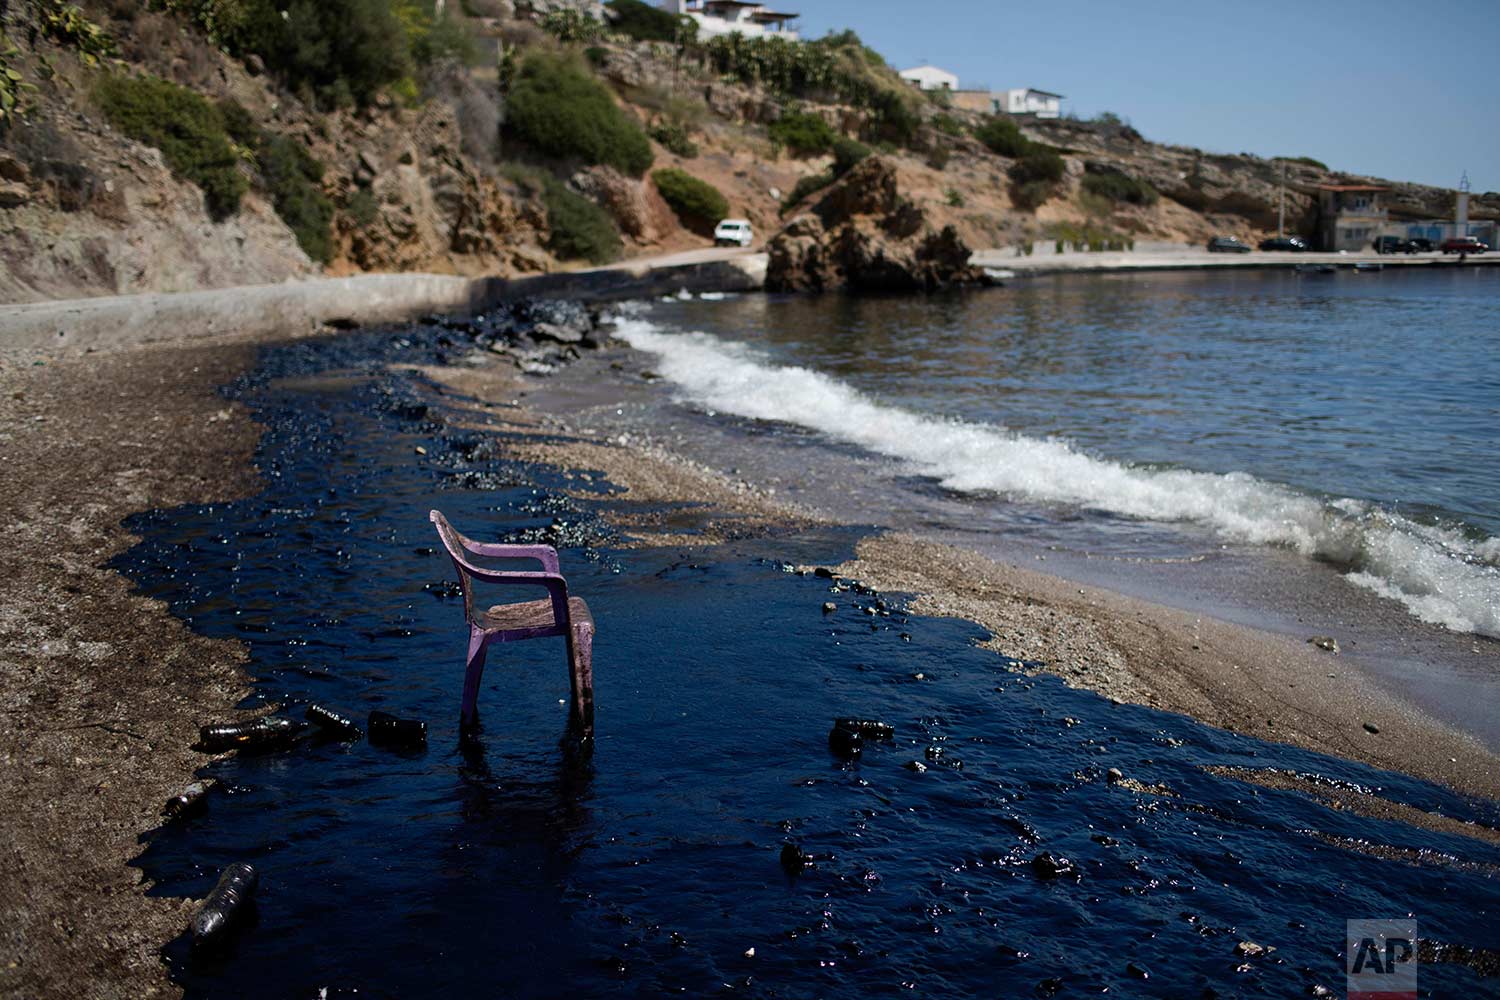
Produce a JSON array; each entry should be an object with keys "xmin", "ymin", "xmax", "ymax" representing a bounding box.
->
[{"xmin": 618, "ymin": 319, "xmax": 1500, "ymax": 638}]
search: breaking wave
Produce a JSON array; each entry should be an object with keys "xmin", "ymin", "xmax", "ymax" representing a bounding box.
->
[{"xmin": 617, "ymin": 319, "xmax": 1500, "ymax": 637}]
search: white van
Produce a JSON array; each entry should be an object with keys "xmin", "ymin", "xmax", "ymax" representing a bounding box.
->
[{"xmin": 713, "ymin": 219, "xmax": 754, "ymax": 247}]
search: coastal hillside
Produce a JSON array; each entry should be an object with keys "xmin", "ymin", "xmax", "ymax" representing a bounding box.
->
[{"xmin": 1, "ymin": 0, "xmax": 1495, "ymax": 303}]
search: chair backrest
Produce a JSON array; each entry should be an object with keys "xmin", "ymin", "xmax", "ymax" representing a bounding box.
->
[{"xmin": 429, "ymin": 510, "xmax": 569, "ymax": 630}]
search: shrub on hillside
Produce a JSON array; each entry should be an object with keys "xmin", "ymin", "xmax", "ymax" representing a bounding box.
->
[
  {"xmin": 649, "ymin": 118, "xmax": 698, "ymax": 158},
  {"xmin": 779, "ymin": 169, "xmax": 833, "ymax": 214},
  {"xmin": 863, "ymin": 87, "xmax": 919, "ymax": 146},
  {"xmin": 1081, "ymin": 170, "xmax": 1158, "ymax": 206},
  {"xmin": 540, "ymin": 175, "xmax": 621, "ymax": 264},
  {"xmin": 507, "ymin": 51, "xmax": 652, "ymax": 176},
  {"xmin": 218, "ymin": 98, "xmax": 335, "ymax": 261},
  {"xmin": 159, "ymin": 0, "xmax": 410, "ymax": 107},
  {"xmin": 831, "ymin": 135, "xmax": 869, "ymax": 175},
  {"xmin": 700, "ymin": 30, "xmax": 921, "ymax": 148},
  {"xmin": 974, "ymin": 116, "xmax": 1027, "ymax": 157},
  {"xmin": 540, "ymin": 8, "xmax": 603, "ymax": 42},
  {"xmin": 605, "ymin": 0, "xmax": 681, "ymax": 42},
  {"xmin": 260, "ymin": 134, "xmax": 335, "ymax": 262},
  {"xmin": 652, "ymin": 167, "xmax": 728, "ymax": 234},
  {"xmin": 768, "ymin": 111, "xmax": 835, "ymax": 156},
  {"xmin": 1009, "ymin": 146, "xmax": 1065, "ymax": 185},
  {"xmin": 931, "ymin": 113, "xmax": 964, "ymax": 137},
  {"xmin": 1011, "ymin": 179, "xmax": 1054, "ymax": 211},
  {"xmin": 94, "ymin": 74, "xmax": 246, "ymax": 219}
]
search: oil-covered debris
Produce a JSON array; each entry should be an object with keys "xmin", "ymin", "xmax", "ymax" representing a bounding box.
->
[
  {"xmin": 305, "ymin": 703, "xmax": 363, "ymax": 740},
  {"xmin": 368, "ymin": 711, "xmax": 427, "ymax": 748},
  {"xmin": 163, "ymin": 780, "xmax": 216, "ymax": 821},
  {"xmin": 1030, "ymin": 852, "xmax": 1080, "ymax": 881},
  {"xmin": 190, "ymin": 862, "xmax": 259, "ymax": 946},
  {"xmin": 833, "ymin": 718, "xmax": 894, "ymax": 741},
  {"xmin": 827, "ymin": 721, "xmax": 865, "ymax": 759},
  {"xmin": 197, "ymin": 717, "xmax": 308, "ymax": 754},
  {"xmin": 780, "ymin": 842, "xmax": 812, "ymax": 875}
]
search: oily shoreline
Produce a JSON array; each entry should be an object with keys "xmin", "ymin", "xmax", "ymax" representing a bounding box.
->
[{"xmin": 2, "ymin": 287, "xmax": 1498, "ymax": 998}]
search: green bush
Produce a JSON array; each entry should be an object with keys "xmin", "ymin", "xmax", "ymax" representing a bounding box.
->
[
  {"xmin": 831, "ymin": 135, "xmax": 869, "ymax": 175},
  {"xmin": 649, "ymin": 118, "xmax": 698, "ymax": 158},
  {"xmin": 217, "ymin": 98, "xmax": 334, "ymax": 261},
  {"xmin": 945, "ymin": 188, "xmax": 964, "ymax": 207},
  {"xmin": 1009, "ymin": 146, "xmax": 1065, "ymax": 185},
  {"xmin": 541, "ymin": 175, "xmax": 621, "ymax": 264},
  {"xmin": 507, "ymin": 51, "xmax": 652, "ymax": 176},
  {"xmin": 344, "ymin": 187, "xmax": 380, "ymax": 228},
  {"xmin": 779, "ymin": 169, "xmax": 834, "ymax": 214},
  {"xmin": 931, "ymin": 113, "xmax": 964, "ymax": 137},
  {"xmin": 260, "ymin": 135, "xmax": 335, "ymax": 262},
  {"xmin": 540, "ymin": 8, "xmax": 603, "ymax": 42},
  {"xmin": 974, "ymin": 116, "xmax": 1027, "ymax": 157},
  {"xmin": 605, "ymin": 0, "xmax": 680, "ymax": 42},
  {"xmin": 863, "ymin": 87, "xmax": 919, "ymax": 146},
  {"xmin": 1081, "ymin": 170, "xmax": 1158, "ymax": 206},
  {"xmin": 160, "ymin": 0, "xmax": 409, "ymax": 107},
  {"xmin": 768, "ymin": 111, "xmax": 835, "ymax": 155},
  {"xmin": 700, "ymin": 29, "xmax": 921, "ymax": 148},
  {"xmin": 1011, "ymin": 179, "xmax": 1054, "ymax": 211},
  {"xmin": 652, "ymin": 167, "xmax": 728, "ymax": 233},
  {"xmin": 95, "ymin": 74, "xmax": 247, "ymax": 219}
]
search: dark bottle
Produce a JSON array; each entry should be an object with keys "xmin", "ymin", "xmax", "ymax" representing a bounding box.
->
[
  {"xmin": 305, "ymin": 703, "xmax": 362, "ymax": 740},
  {"xmin": 198, "ymin": 716, "xmax": 308, "ymax": 753},
  {"xmin": 190, "ymin": 862, "xmax": 259, "ymax": 944},
  {"xmin": 368, "ymin": 711, "xmax": 426, "ymax": 748},
  {"xmin": 162, "ymin": 780, "xmax": 214, "ymax": 820}
]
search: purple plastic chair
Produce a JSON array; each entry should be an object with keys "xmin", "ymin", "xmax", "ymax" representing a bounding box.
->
[{"xmin": 429, "ymin": 510, "xmax": 595, "ymax": 738}]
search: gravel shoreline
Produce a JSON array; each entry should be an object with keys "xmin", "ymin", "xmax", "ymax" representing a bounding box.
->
[{"xmin": 0, "ymin": 342, "xmax": 263, "ymax": 999}]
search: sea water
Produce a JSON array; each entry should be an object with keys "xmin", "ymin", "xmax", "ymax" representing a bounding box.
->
[{"xmin": 576, "ymin": 268, "xmax": 1500, "ymax": 746}]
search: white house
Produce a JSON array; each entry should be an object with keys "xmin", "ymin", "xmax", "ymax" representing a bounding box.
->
[
  {"xmin": 898, "ymin": 64, "xmax": 959, "ymax": 91},
  {"xmin": 998, "ymin": 88, "xmax": 1064, "ymax": 118},
  {"xmin": 660, "ymin": 0, "xmax": 800, "ymax": 40}
]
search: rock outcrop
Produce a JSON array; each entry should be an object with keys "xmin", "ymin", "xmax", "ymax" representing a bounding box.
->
[{"xmin": 767, "ymin": 157, "xmax": 981, "ymax": 293}]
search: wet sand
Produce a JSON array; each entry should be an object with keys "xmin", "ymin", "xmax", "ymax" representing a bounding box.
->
[{"xmin": 3, "ymin": 312, "xmax": 1498, "ymax": 997}]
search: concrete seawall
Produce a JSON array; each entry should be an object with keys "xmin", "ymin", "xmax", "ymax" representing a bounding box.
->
[
  {"xmin": 0, "ymin": 253, "xmax": 767, "ymax": 360},
  {"xmin": 6, "ymin": 245, "xmax": 1495, "ymax": 360}
]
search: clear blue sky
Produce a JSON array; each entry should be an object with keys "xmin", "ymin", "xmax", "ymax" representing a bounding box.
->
[{"xmin": 792, "ymin": 0, "xmax": 1496, "ymax": 193}]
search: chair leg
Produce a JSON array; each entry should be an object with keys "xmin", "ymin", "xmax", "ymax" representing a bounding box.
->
[
  {"xmin": 566, "ymin": 623, "xmax": 595, "ymax": 739},
  {"xmin": 461, "ymin": 630, "xmax": 489, "ymax": 728}
]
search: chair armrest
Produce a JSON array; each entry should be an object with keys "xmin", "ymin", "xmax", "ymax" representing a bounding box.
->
[{"xmin": 459, "ymin": 542, "xmax": 561, "ymax": 575}]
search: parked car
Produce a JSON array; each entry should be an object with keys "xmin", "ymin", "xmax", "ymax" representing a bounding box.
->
[
  {"xmin": 713, "ymin": 219, "xmax": 754, "ymax": 247},
  {"xmin": 1258, "ymin": 236, "xmax": 1308, "ymax": 252},
  {"xmin": 1207, "ymin": 236, "xmax": 1252, "ymax": 253},
  {"xmin": 1373, "ymin": 235, "xmax": 1435, "ymax": 254},
  {"xmin": 1440, "ymin": 236, "xmax": 1489, "ymax": 254}
]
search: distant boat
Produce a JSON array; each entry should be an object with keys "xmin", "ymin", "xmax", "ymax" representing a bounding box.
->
[
  {"xmin": 1353, "ymin": 262, "xmax": 1384, "ymax": 272},
  {"xmin": 1296, "ymin": 263, "xmax": 1336, "ymax": 274}
]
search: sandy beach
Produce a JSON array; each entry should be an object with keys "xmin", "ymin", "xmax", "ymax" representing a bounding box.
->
[{"xmin": 3, "ymin": 305, "xmax": 1498, "ymax": 996}]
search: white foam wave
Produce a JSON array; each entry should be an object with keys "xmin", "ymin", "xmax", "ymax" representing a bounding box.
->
[{"xmin": 617, "ymin": 319, "xmax": 1500, "ymax": 637}]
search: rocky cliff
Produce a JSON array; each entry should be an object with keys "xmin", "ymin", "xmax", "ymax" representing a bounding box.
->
[{"xmin": 767, "ymin": 157, "xmax": 979, "ymax": 292}]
